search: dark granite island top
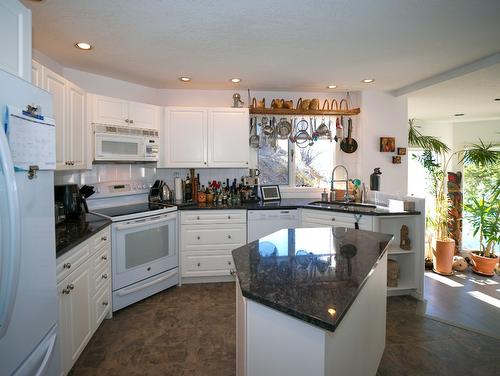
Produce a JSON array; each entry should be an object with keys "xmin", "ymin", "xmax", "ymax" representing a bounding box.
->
[
  {"xmin": 232, "ymin": 227, "xmax": 393, "ymax": 332},
  {"xmin": 56, "ymin": 213, "xmax": 111, "ymax": 258}
]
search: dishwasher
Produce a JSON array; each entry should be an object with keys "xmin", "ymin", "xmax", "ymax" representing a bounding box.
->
[{"xmin": 247, "ymin": 210, "xmax": 299, "ymax": 242}]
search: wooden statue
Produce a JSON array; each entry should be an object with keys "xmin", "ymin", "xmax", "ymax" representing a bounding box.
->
[{"xmin": 400, "ymin": 225, "xmax": 411, "ymax": 250}]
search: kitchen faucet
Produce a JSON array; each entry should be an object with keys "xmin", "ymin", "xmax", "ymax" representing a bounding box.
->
[{"xmin": 331, "ymin": 165, "xmax": 350, "ymax": 203}]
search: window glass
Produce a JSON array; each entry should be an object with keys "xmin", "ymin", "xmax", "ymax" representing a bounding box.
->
[
  {"xmin": 257, "ymin": 139, "xmax": 289, "ymax": 185},
  {"xmin": 295, "ymin": 140, "xmax": 334, "ymax": 187}
]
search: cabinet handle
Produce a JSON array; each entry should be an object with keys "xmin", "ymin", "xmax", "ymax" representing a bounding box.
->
[
  {"xmin": 227, "ymin": 235, "xmax": 232, "ymax": 239},
  {"xmin": 102, "ymin": 273, "xmax": 108, "ymax": 279},
  {"xmin": 67, "ymin": 283, "xmax": 74, "ymax": 290},
  {"xmin": 246, "ymin": 162, "xmax": 248, "ymax": 164},
  {"xmin": 101, "ymin": 255, "xmax": 108, "ymax": 261},
  {"xmin": 197, "ymin": 236, "xmax": 200, "ymax": 240},
  {"xmin": 125, "ymin": 119, "xmax": 129, "ymax": 123},
  {"xmin": 129, "ymin": 119, "xmax": 134, "ymax": 124},
  {"xmin": 204, "ymin": 162, "xmax": 207, "ymax": 165},
  {"xmin": 62, "ymin": 288, "xmax": 70, "ymax": 295},
  {"xmin": 197, "ymin": 262, "xmax": 201, "ymax": 267},
  {"xmin": 331, "ymin": 218, "xmax": 335, "ymax": 221},
  {"xmin": 102, "ymin": 301, "xmax": 109, "ymax": 306},
  {"xmin": 101, "ymin": 236, "xmax": 108, "ymax": 241},
  {"xmin": 230, "ymin": 269, "xmax": 236, "ymax": 276},
  {"xmin": 196, "ymin": 216, "xmax": 200, "ymax": 220},
  {"xmin": 227, "ymin": 261, "xmax": 232, "ymax": 265},
  {"xmin": 63, "ymin": 262, "xmax": 71, "ymax": 269},
  {"xmin": 228, "ymin": 215, "xmax": 231, "ymax": 219}
]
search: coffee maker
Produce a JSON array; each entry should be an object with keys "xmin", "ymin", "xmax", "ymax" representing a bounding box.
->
[
  {"xmin": 54, "ymin": 184, "xmax": 85, "ymax": 220},
  {"xmin": 242, "ymin": 169, "xmax": 260, "ymax": 202}
]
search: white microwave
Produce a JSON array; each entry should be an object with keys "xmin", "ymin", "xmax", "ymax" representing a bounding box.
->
[{"xmin": 94, "ymin": 124, "xmax": 159, "ymax": 162}]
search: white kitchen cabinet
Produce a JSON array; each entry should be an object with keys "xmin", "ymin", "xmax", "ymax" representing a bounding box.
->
[
  {"xmin": 37, "ymin": 62, "xmax": 88, "ymax": 170},
  {"xmin": 207, "ymin": 108, "xmax": 249, "ymax": 167},
  {"xmin": 31, "ymin": 59, "xmax": 43, "ymax": 87},
  {"xmin": 43, "ymin": 68, "xmax": 68, "ymax": 169},
  {"xmin": 58, "ymin": 259, "xmax": 93, "ymax": 375},
  {"xmin": 160, "ymin": 107, "xmax": 249, "ymax": 168},
  {"xmin": 300, "ymin": 209, "xmax": 373, "ymax": 231},
  {"xmin": 0, "ymin": 0, "xmax": 31, "ymax": 81},
  {"xmin": 161, "ymin": 107, "xmax": 208, "ymax": 168},
  {"xmin": 180, "ymin": 210, "xmax": 246, "ymax": 280},
  {"xmin": 57, "ymin": 227, "xmax": 111, "ymax": 375},
  {"xmin": 91, "ymin": 94, "xmax": 160, "ymax": 129}
]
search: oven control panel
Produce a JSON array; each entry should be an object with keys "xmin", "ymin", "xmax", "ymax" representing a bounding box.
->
[{"xmin": 90, "ymin": 180, "xmax": 152, "ymax": 198}]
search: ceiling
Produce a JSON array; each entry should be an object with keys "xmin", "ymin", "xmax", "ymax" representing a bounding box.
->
[
  {"xmin": 22, "ymin": 0, "xmax": 500, "ymax": 93},
  {"xmin": 407, "ymin": 63, "xmax": 500, "ymax": 121}
]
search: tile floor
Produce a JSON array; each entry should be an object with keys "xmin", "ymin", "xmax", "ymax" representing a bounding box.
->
[{"xmin": 70, "ymin": 283, "xmax": 499, "ymax": 376}]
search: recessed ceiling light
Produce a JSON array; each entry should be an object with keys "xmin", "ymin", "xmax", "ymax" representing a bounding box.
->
[
  {"xmin": 230, "ymin": 78, "xmax": 242, "ymax": 83},
  {"xmin": 454, "ymin": 113, "xmax": 465, "ymax": 117},
  {"xmin": 327, "ymin": 85, "xmax": 337, "ymax": 89},
  {"xmin": 361, "ymin": 79, "xmax": 375, "ymax": 83},
  {"xmin": 179, "ymin": 77, "xmax": 191, "ymax": 82},
  {"xmin": 75, "ymin": 42, "xmax": 92, "ymax": 50}
]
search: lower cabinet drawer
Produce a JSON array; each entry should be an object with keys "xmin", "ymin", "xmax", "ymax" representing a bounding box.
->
[
  {"xmin": 181, "ymin": 224, "xmax": 246, "ymax": 250},
  {"xmin": 56, "ymin": 241, "xmax": 91, "ymax": 283},
  {"xmin": 93, "ymin": 263, "xmax": 111, "ymax": 294},
  {"xmin": 181, "ymin": 210, "xmax": 246, "ymax": 225},
  {"xmin": 92, "ymin": 282, "xmax": 111, "ymax": 331},
  {"xmin": 182, "ymin": 254, "xmax": 235, "ymax": 277},
  {"xmin": 93, "ymin": 244, "xmax": 110, "ymax": 272}
]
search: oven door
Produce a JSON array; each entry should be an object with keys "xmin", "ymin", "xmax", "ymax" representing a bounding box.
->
[
  {"xmin": 112, "ymin": 211, "xmax": 177, "ymax": 290},
  {"xmin": 95, "ymin": 133, "xmax": 145, "ymax": 161}
]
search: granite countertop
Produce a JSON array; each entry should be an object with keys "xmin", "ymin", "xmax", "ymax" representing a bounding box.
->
[
  {"xmin": 56, "ymin": 213, "xmax": 111, "ymax": 258},
  {"xmin": 175, "ymin": 198, "xmax": 420, "ymax": 216},
  {"xmin": 232, "ymin": 227, "xmax": 393, "ymax": 332}
]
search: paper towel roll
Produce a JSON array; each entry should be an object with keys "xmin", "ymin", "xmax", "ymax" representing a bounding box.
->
[{"xmin": 175, "ymin": 177, "xmax": 183, "ymax": 201}]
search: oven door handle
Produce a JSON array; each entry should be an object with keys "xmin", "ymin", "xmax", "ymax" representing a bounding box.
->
[
  {"xmin": 116, "ymin": 269, "xmax": 178, "ymax": 296},
  {"xmin": 115, "ymin": 213, "xmax": 177, "ymax": 231}
]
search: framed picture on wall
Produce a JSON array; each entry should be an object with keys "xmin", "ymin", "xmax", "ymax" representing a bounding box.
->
[
  {"xmin": 380, "ymin": 137, "xmax": 396, "ymax": 152},
  {"xmin": 392, "ymin": 156, "xmax": 402, "ymax": 164},
  {"xmin": 397, "ymin": 147, "xmax": 407, "ymax": 155},
  {"xmin": 260, "ymin": 185, "xmax": 281, "ymax": 201}
]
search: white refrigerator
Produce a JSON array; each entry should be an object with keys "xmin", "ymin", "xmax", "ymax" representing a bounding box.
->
[{"xmin": 0, "ymin": 69, "xmax": 59, "ymax": 375}]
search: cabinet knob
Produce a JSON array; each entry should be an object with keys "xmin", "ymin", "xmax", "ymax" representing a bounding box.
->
[
  {"xmin": 129, "ymin": 119, "xmax": 134, "ymax": 124},
  {"xmin": 228, "ymin": 216, "xmax": 231, "ymax": 219},
  {"xmin": 62, "ymin": 288, "xmax": 70, "ymax": 295},
  {"xmin": 227, "ymin": 261, "xmax": 232, "ymax": 265},
  {"xmin": 196, "ymin": 216, "xmax": 200, "ymax": 220},
  {"xmin": 246, "ymin": 162, "xmax": 248, "ymax": 164},
  {"xmin": 204, "ymin": 162, "xmax": 207, "ymax": 165},
  {"xmin": 230, "ymin": 269, "xmax": 236, "ymax": 276},
  {"xmin": 125, "ymin": 119, "xmax": 129, "ymax": 123},
  {"xmin": 63, "ymin": 262, "xmax": 71, "ymax": 269},
  {"xmin": 101, "ymin": 255, "xmax": 108, "ymax": 261},
  {"xmin": 331, "ymin": 218, "xmax": 335, "ymax": 221},
  {"xmin": 197, "ymin": 236, "xmax": 201, "ymax": 240},
  {"xmin": 197, "ymin": 262, "xmax": 201, "ymax": 267},
  {"xmin": 102, "ymin": 301, "xmax": 109, "ymax": 306},
  {"xmin": 101, "ymin": 236, "xmax": 107, "ymax": 241},
  {"xmin": 102, "ymin": 273, "xmax": 108, "ymax": 279},
  {"xmin": 227, "ymin": 235, "xmax": 232, "ymax": 239},
  {"xmin": 67, "ymin": 283, "xmax": 74, "ymax": 290}
]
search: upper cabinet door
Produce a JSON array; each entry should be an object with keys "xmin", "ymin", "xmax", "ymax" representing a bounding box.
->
[
  {"xmin": 67, "ymin": 81, "xmax": 87, "ymax": 169},
  {"xmin": 128, "ymin": 101, "xmax": 160, "ymax": 129},
  {"xmin": 31, "ymin": 60, "xmax": 43, "ymax": 88},
  {"xmin": 92, "ymin": 95, "xmax": 128, "ymax": 126},
  {"xmin": 161, "ymin": 108, "xmax": 207, "ymax": 168},
  {"xmin": 207, "ymin": 108, "xmax": 249, "ymax": 168},
  {"xmin": 43, "ymin": 68, "xmax": 67, "ymax": 169},
  {"xmin": 0, "ymin": 0, "xmax": 31, "ymax": 81}
]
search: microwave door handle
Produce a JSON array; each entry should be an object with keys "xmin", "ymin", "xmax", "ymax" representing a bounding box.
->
[
  {"xmin": 114, "ymin": 213, "xmax": 176, "ymax": 231},
  {"xmin": 0, "ymin": 127, "xmax": 22, "ymax": 339}
]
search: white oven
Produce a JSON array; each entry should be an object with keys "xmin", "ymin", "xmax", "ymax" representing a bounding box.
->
[
  {"xmin": 111, "ymin": 211, "xmax": 178, "ymax": 310},
  {"xmin": 94, "ymin": 124, "xmax": 159, "ymax": 162}
]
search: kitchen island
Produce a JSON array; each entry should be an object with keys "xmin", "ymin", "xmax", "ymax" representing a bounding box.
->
[{"xmin": 232, "ymin": 227, "xmax": 393, "ymax": 376}]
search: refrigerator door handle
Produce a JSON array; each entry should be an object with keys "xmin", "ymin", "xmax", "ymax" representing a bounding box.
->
[
  {"xmin": 13, "ymin": 325, "xmax": 58, "ymax": 376},
  {"xmin": 0, "ymin": 126, "xmax": 21, "ymax": 339}
]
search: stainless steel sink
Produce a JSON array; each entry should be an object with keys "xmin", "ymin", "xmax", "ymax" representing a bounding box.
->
[{"xmin": 307, "ymin": 201, "xmax": 377, "ymax": 212}]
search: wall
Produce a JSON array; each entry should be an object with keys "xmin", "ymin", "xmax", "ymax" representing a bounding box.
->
[{"xmin": 358, "ymin": 91, "xmax": 409, "ymax": 196}]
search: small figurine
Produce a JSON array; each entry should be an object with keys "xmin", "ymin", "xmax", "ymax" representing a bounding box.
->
[{"xmin": 400, "ymin": 225, "xmax": 411, "ymax": 250}]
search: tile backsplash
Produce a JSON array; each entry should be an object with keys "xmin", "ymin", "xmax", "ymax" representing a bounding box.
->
[{"xmin": 55, "ymin": 164, "xmax": 248, "ymax": 188}]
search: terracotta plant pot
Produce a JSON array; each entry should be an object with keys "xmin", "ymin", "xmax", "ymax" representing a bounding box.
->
[
  {"xmin": 432, "ymin": 238, "xmax": 455, "ymax": 275},
  {"xmin": 470, "ymin": 252, "xmax": 499, "ymax": 277}
]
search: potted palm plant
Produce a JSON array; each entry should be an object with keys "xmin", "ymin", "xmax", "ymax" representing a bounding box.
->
[
  {"xmin": 464, "ymin": 184, "xmax": 499, "ymax": 276},
  {"xmin": 408, "ymin": 120, "xmax": 499, "ymax": 275}
]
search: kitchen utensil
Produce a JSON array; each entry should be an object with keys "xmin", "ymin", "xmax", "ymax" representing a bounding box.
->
[
  {"xmin": 249, "ymin": 169, "xmax": 260, "ymax": 177},
  {"xmin": 54, "ymin": 184, "xmax": 85, "ymax": 219},
  {"xmin": 271, "ymin": 98, "xmax": 284, "ymax": 109},
  {"xmin": 79, "ymin": 185, "xmax": 95, "ymax": 213},
  {"xmin": 283, "ymin": 100, "xmax": 293, "ymax": 109},
  {"xmin": 316, "ymin": 117, "xmax": 329, "ymax": 137},
  {"xmin": 309, "ymin": 118, "xmax": 315, "ymax": 145},
  {"xmin": 249, "ymin": 117, "xmax": 260, "ymax": 148},
  {"xmin": 232, "ymin": 93, "xmax": 244, "ymax": 108},
  {"xmin": 160, "ymin": 184, "xmax": 173, "ymax": 202},
  {"xmin": 340, "ymin": 117, "xmax": 358, "ymax": 153},
  {"xmin": 277, "ymin": 117, "xmax": 292, "ymax": 138},
  {"xmin": 261, "ymin": 117, "xmax": 273, "ymax": 136},
  {"xmin": 309, "ymin": 98, "xmax": 320, "ymax": 110}
]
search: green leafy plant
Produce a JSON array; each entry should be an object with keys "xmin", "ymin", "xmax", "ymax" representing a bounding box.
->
[
  {"xmin": 408, "ymin": 119, "xmax": 499, "ymax": 242},
  {"xmin": 464, "ymin": 184, "xmax": 499, "ymax": 257}
]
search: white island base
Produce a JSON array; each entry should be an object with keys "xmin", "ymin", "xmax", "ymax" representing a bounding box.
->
[{"xmin": 236, "ymin": 253, "xmax": 388, "ymax": 376}]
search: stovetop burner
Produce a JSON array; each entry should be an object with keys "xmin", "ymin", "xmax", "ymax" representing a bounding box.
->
[{"xmin": 92, "ymin": 202, "xmax": 176, "ymax": 220}]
